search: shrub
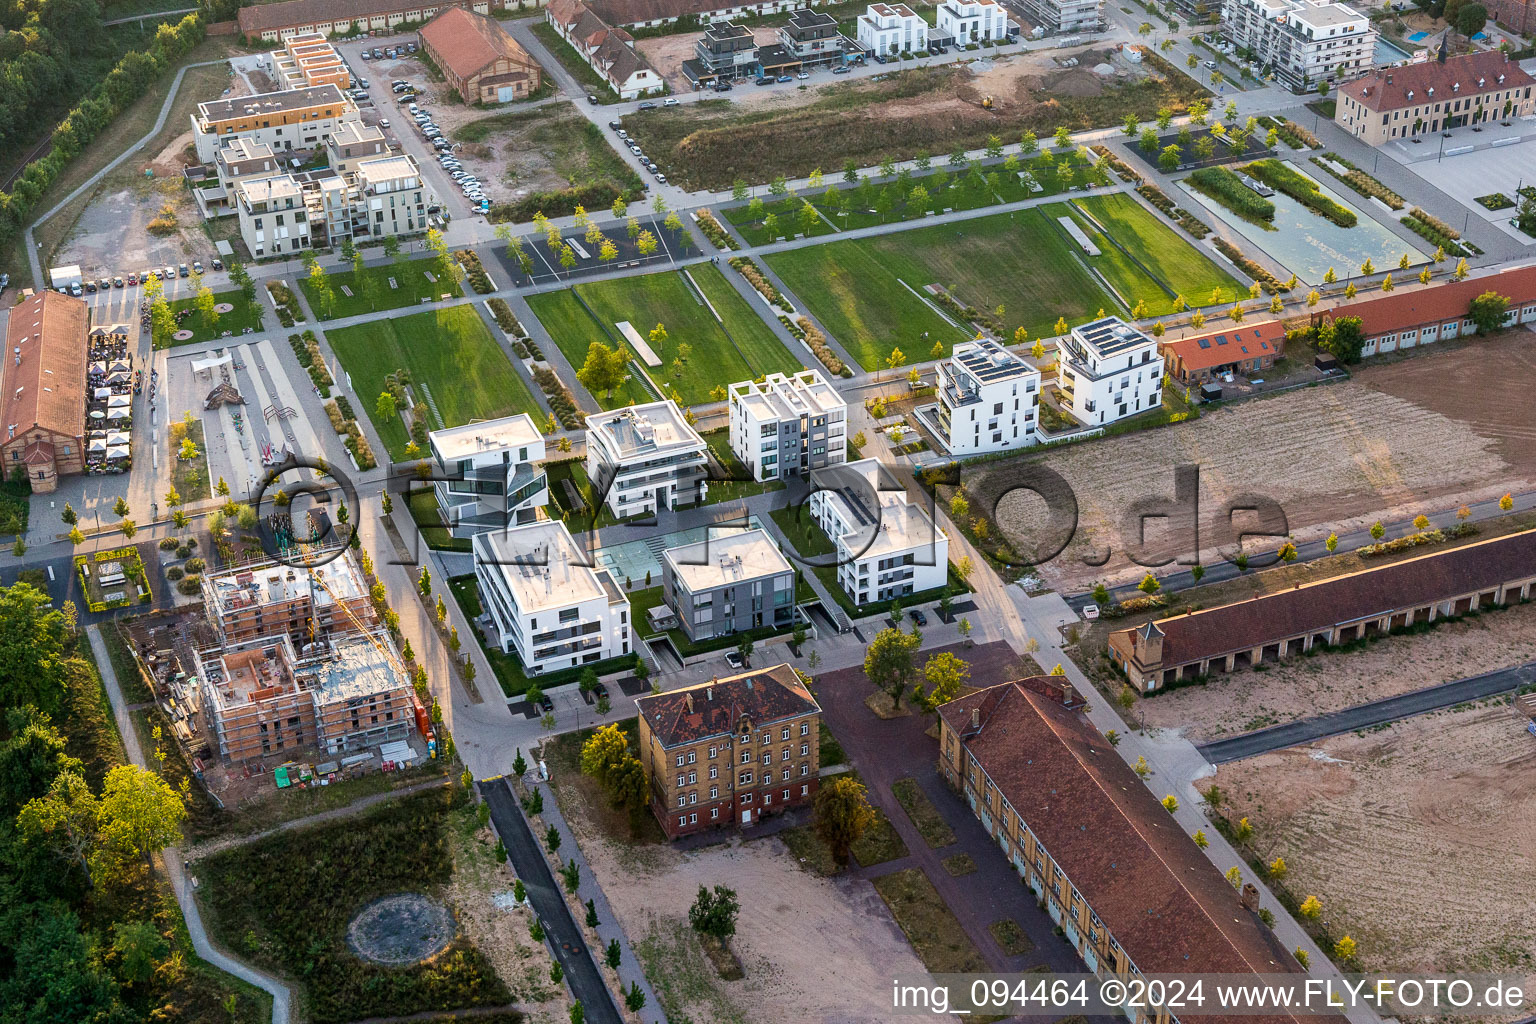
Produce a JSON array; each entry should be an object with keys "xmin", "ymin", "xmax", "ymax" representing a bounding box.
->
[
  {"xmin": 1243, "ymin": 159, "xmax": 1355, "ymax": 227},
  {"xmin": 177, "ymin": 575, "xmax": 202, "ymax": 595},
  {"xmin": 1309, "ymin": 154, "xmax": 1404, "ymax": 210},
  {"xmin": 795, "ymin": 316, "xmax": 848, "ymax": 377},
  {"xmin": 695, "ymin": 208, "xmax": 740, "ymax": 250},
  {"xmin": 185, "ymin": 557, "xmax": 206, "ymax": 574},
  {"xmin": 166, "ymin": 566, "xmax": 185, "ymax": 581},
  {"xmin": 729, "ymin": 257, "xmax": 786, "ymax": 308},
  {"xmin": 324, "ymin": 400, "xmax": 347, "ymax": 434},
  {"xmin": 455, "ymin": 249, "xmax": 493, "ymax": 293},
  {"xmin": 1213, "ymin": 238, "xmax": 1288, "ymax": 294},
  {"xmin": 1137, "ymin": 183, "xmax": 1211, "ymax": 238},
  {"xmin": 159, "ymin": 536, "xmax": 179, "ymax": 550},
  {"xmin": 487, "ymin": 298, "xmax": 524, "ymax": 337},
  {"xmin": 533, "ymin": 367, "xmax": 583, "ymax": 430},
  {"xmin": 1189, "ymin": 166, "xmax": 1275, "ymax": 223},
  {"xmin": 175, "ymin": 544, "xmax": 192, "ymax": 559},
  {"xmin": 1268, "ymin": 117, "xmax": 1320, "ymax": 150}
]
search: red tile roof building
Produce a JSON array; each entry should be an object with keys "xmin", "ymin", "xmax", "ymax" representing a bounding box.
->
[
  {"xmin": 1, "ymin": 292, "xmax": 88, "ymax": 493},
  {"xmin": 1335, "ymin": 50, "xmax": 1535, "ymax": 145},
  {"xmin": 419, "ymin": 7, "xmax": 543, "ymax": 103},
  {"xmin": 238, "ymin": 0, "xmax": 511, "ymax": 43},
  {"xmin": 636, "ymin": 664, "xmax": 821, "ymax": 838},
  {"xmin": 938, "ymin": 678, "xmax": 1317, "ymax": 1020},
  {"xmin": 547, "ymin": 0, "xmax": 663, "ymax": 98},
  {"xmin": 1109, "ymin": 530, "xmax": 1536, "ymax": 692},
  {"xmin": 1159, "ymin": 320, "xmax": 1286, "ymax": 385},
  {"xmin": 1313, "ymin": 263, "xmax": 1536, "ymax": 358}
]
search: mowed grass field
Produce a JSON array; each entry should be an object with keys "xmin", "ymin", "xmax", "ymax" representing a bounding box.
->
[
  {"xmin": 767, "ymin": 209, "xmax": 1122, "ymax": 369},
  {"xmin": 325, "ymin": 305, "xmax": 538, "ymax": 458},
  {"xmin": 527, "ymin": 265, "xmax": 803, "ymax": 408},
  {"xmin": 1061, "ymin": 193, "xmax": 1245, "ymax": 315},
  {"xmin": 299, "ymin": 257, "xmax": 463, "ymax": 319}
]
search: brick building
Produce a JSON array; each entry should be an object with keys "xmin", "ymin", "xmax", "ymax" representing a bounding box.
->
[
  {"xmin": 0, "ymin": 291, "xmax": 88, "ymax": 493},
  {"xmin": 636, "ymin": 665, "xmax": 820, "ymax": 838},
  {"xmin": 1315, "ymin": 263, "xmax": 1536, "ymax": 358},
  {"xmin": 201, "ymin": 554, "xmax": 375, "ymax": 647},
  {"xmin": 1109, "ymin": 530, "xmax": 1536, "ymax": 692},
  {"xmin": 1158, "ymin": 320, "xmax": 1286, "ymax": 386},
  {"xmin": 419, "ymin": 7, "xmax": 543, "ymax": 104}
]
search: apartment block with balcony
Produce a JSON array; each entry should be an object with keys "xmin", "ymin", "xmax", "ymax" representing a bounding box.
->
[
  {"xmin": 728, "ymin": 369, "xmax": 847, "ymax": 482},
  {"xmin": 270, "ymin": 32, "xmax": 351, "ymax": 91},
  {"xmin": 1058, "ymin": 316, "xmax": 1161, "ymax": 428},
  {"xmin": 234, "ymin": 174, "xmax": 312, "ymax": 258},
  {"xmin": 192, "ymin": 83, "xmax": 359, "ymax": 162},
  {"xmin": 856, "ymin": 2, "xmax": 927, "ymax": 55},
  {"xmin": 427, "ymin": 414, "xmax": 548, "ymax": 538},
  {"xmin": 586, "ymin": 400, "xmax": 709, "ymax": 519},
  {"xmin": 697, "ymin": 21, "xmax": 760, "ymax": 77},
  {"xmin": 1013, "ymin": 0, "xmax": 1102, "ymax": 35},
  {"xmin": 808, "ymin": 458, "xmax": 948, "ymax": 606},
  {"xmin": 1221, "ymin": 0, "xmax": 1374, "ymax": 93},
  {"xmin": 637, "ymin": 665, "xmax": 821, "ymax": 838},
  {"xmin": 937, "ymin": 0, "xmax": 1010, "ymax": 43},
  {"xmin": 938, "ymin": 677, "xmax": 1320, "ymax": 1016},
  {"xmin": 194, "ymin": 137, "xmax": 287, "ymax": 219},
  {"xmin": 927, "ymin": 338, "xmax": 1039, "ymax": 456},
  {"xmin": 662, "ymin": 528, "xmax": 796, "ymax": 643},
  {"xmin": 778, "ymin": 9, "xmax": 850, "ymax": 66},
  {"xmin": 472, "ymin": 520, "xmax": 631, "ymax": 675}
]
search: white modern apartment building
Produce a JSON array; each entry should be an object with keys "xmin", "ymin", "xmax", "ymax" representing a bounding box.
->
[
  {"xmin": 1221, "ymin": 0, "xmax": 1375, "ymax": 93},
  {"xmin": 930, "ymin": 339, "xmax": 1040, "ymax": 455},
  {"xmin": 1014, "ymin": 0, "xmax": 1102, "ymax": 35},
  {"xmin": 662, "ymin": 528, "xmax": 797, "ymax": 643},
  {"xmin": 192, "ymin": 84, "xmax": 360, "ymax": 163},
  {"xmin": 1058, "ymin": 316, "xmax": 1162, "ymax": 428},
  {"xmin": 856, "ymin": 3, "xmax": 927, "ymax": 55},
  {"xmin": 586, "ymin": 400, "xmax": 709, "ymax": 519},
  {"xmin": 472, "ymin": 520, "xmax": 632, "ymax": 675},
  {"xmin": 808, "ymin": 459, "xmax": 948, "ymax": 607},
  {"xmin": 428, "ymin": 414, "xmax": 548, "ymax": 537},
  {"xmin": 233, "ymin": 175, "xmax": 313, "ymax": 258},
  {"xmin": 936, "ymin": 0, "xmax": 1010, "ymax": 44},
  {"xmin": 728, "ymin": 370, "xmax": 847, "ymax": 483}
]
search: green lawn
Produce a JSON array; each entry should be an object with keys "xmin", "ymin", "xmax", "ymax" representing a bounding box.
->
[
  {"xmin": 768, "ymin": 504, "xmax": 835, "ymax": 557},
  {"xmin": 159, "ymin": 289, "xmax": 265, "ymax": 348},
  {"xmin": 324, "ymin": 305, "xmax": 538, "ymax": 459},
  {"xmin": 767, "ymin": 208, "xmax": 1125, "ymax": 370},
  {"xmin": 1069, "ymin": 191, "xmax": 1247, "ymax": 313},
  {"xmin": 527, "ymin": 265, "xmax": 803, "ymax": 408},
  {"xmin": 299, "ymin": 257, "xmax": 463, "ymax": 319},
  {"xmin": 407, "ymin": 487, "xmax": 471, "ymax": 552},
  {"xmin": 700, "ymin": 428, "xmax": 783, "ymax": 504}
]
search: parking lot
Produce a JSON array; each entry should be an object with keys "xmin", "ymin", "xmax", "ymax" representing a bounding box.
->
[{"xmin": 331, "ymin": 34, "xmax": 489, "ymax": 220}]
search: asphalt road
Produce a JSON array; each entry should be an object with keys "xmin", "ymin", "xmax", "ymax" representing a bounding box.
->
[
  {"xmin": 477, "ymin": 777, "xmax": 622, "ymax": 1024},
  {"xmin": 1198, "ymin": 659, "xmax": 1536, "ymax": 764}
]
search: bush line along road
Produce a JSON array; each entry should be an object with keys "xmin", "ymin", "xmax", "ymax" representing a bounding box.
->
[{"xmin": 3, "ymin": 5, "xmax": 1534, "ymax": 1024}]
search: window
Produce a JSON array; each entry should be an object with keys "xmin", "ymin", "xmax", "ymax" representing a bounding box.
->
[
  {"xmin": 676, "ymin": 754, "xmax": 685, "ymax": 767},
  {"xmin": 762, "ymin": 752, "xmax": 771, "ymax": 766},
  {"xmin": 764, "ymin": 793, "xmax": 773, "ymax": 805},
  {"xmin": 676, "ymin": 774, "xmax": 685, "ymax": 788},
  {"xmin": 781, "ymin": 748, "xmax": 790, "ymax": 761},
  {"xmin": 800, "ymin": 764, "xmax": 809, "ymax": 776},
  {"xmin": 711, "ymin": 807, "xmax": 719, "ymax": 819},
  {"xmin": 800, "ymin": 742, "xmax": 809, "ymax": 756},
  {"xmin": 679, "ymin": 816, "xmax": 687, "ymax": 827},
  {"xmin": 801, "ymin": 784, "xmax": 809, "ymax": 795},
  {"xmin": 687, "ymin": 771, "xmax": 696, "ymax": 784},
  {"xmin": 689, "ymin": 812, "xmax": 697, "ymax": 824},
  {"xmin": 687, "ymin": 751, "xmax": 696, "ymax": 764},
  {"xmin": 689, "ymin": 792, "xmax": 697, "ymax": 804},
  {"xmin": 783, "ymin": 789, "xmax": 791, "ymax": 800},
  {"xmin": 781, "ymin": 768, "xmax": 790, "ymax": 781},
  {"xmin": 709, "ymin": 765, "xmax": 718, "ymax": 779},
  {"xmin": 739, "ymin": 771, "xmax": 753, "ymax": 785},
  {"xmin": 740, "ymin": 750, "xmax": 751, "ymax": 764},
  {"xmin": 677, "ymin": 795, "xmax": 686, "ymax": 807},
  {"xmin": 708, "ymin": 745, "xmax": 718, "ymax": 758},
  {"xmin": 710, "ymin": 785, "xmax": 719, "ymax": 798},
  {"xmin": 781, "ymin": 726, "xmax": 791, "ymax": 740},
  {"xmin": 800, "ymin": 722, "xmax": 810, "ymax": 736}
]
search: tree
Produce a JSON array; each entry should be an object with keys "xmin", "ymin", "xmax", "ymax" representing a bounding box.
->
[
  {"xmin": 689, "ymin": 884, "xmax": 740, "ymax": 940},
  {"xmin": 17, "ymin": 770, "xmax": 99, "ymax": 885},
  {"xmin": 864, "ymin": 627, "xmax": 921, "ymax": 709},
  {"xmin": 1139, "ymin": 127, "xmax": 1159, "ymax": 153},
  {"xmin": 1192, "ymin": 828, "xmax": 1209, "ymax": 849},
  {"xmin": 914, "ymin": 652, "xmax": 969, "ymax": 713},
  {"xmin": 1294, "ymin": 947, "xmax": 1310, "ymax": 969},
  {"xmin": 112, "ymin": 919, "xmax": 169, "ymax": 985},
  {"xmin": 1225, "ymin": 866, "xmax": 1243, "ymax": 889},
  {"xmin": 1334, "ymin": 935, "xmax": 1358, "ymax": 962},
  {"xmin": 1455, "ymin": 1, "xmax": 1486, "ymax": 36},
  {"xmin": 605, "ymin": 937, "xmax": 621, "ymax": 968},
  {"xmin": 1235, "ymin": 816, "xmax": 1254, "ymax": 841},
  {"xmin": 735, "ymin": 634, "xmax": 754, "ymax": 668},
  {"xmin": 1268, "ymin": 856, "xmax": 1287, "ymax": 879},
  {"xmin": 1370, "ymin": 520, "xmax": 1385, "ymax": 541},
  {"xmin": 1298, "ymin": 894, "xmax": 1323, "ymax": 920},
  {"xmin": 577, "ymin": 341, "xmax": 628, "ymax": 398},
  {"xmin": 957, "ymin": 618, "xmax": 972, "ymax": 644},
  {"xmin": 1316, "ymin": 315, "xmax": 1366, "ymax": 363},
  {"xmin": 1162, "ymin": 794, "xmax": 1179, "ymax": 813},
  {"xmin": 1325, "ymin": 532, "xmax": 1338, "ymax": 553},
  {"xmin": 1137, "ymin": 573, "xmax": 1160, "ymax": 595},
  {"xmin": 580, "ymin": 723, "xmax": 629, "ymax": 789},
  {"xmin": 96, "ymin": 764, "xmax": 186, "ymax": 868},
  {"xmin": 1132, "ymin": 756, "xmax": 1150, "ymax": 779},
  {"xmin": 813, "ymin": 775, "xmax": 876, "ymax": 868},
  {"xmin": 0, "ymin": 583, "xmax": 69, "ymax": 716},
  {"xmin": 1277, "ymin": 539, "xmax": 1298, "ymax": 562},
  {"xmin": 1159, "ymin": 144, "xmax": 1181, "ymax": 172},
  {"xmin": 1190, "ymin": 563, "xmax": 1205, "ymax": 583},
  {"xmin": 561, "ymin": 857, "xmax": 580, "ymax": 893},
  {"xmin": 1468, "ymin": 291, "xmax": 1509, "ymax": 335}
]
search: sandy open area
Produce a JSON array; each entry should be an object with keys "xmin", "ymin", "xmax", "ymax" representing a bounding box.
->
[
  {"xmin": 1207, "ymin": 704, "xmax": 1536, "ymax": 987},
  {"xmin": 572, "ymin": 823, "xmax": 925, "ymax": 1024},
  {"xmin": 972, "ymin": 328, "xmax": 1536, "ymax": 592},
  {"xmin": 1141, "ymin": 599, "xmax": 1536, "ymax": 741}
]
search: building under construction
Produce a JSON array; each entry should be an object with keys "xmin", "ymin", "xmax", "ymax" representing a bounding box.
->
[
  {"xmin": 201, "ymin": 553, "xmax": 374, "ymax": 647},
  {"xmin": 200, "ymin": 630, "xmax": 417, "ymax": 762}
]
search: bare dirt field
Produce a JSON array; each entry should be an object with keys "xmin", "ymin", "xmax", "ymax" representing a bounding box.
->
[
  {"xmin": 577, "ymin": 830, "xmax": 927, "ymax": 1024},
  {"xmin": 1207, "ymin": 704, "xmax": 1536, "ymax": 985},
  {"xmin": 970, "ymin": 329, "xmax": 1536, "ymax": 593},
  {"xmin": 623, "ymin": 45, "xmax": 1200, "ymax": 189},
  {"xmin": 1140, "ymin": 600, "xmax": 1536, "ymax": 741}
]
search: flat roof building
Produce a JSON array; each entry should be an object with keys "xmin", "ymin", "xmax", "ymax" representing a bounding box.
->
[
  {"xmin": 192, "ymin": 84, "xmax": 358, "ymax": 162},
  {"xmin": 662, "ymin": 528, "xmax": 796, "ymax": 642},
  {"xmin": 808, "ymin": 458, "xmax": 948, "ymax": 608},
  {"xmin": 728, "ymin": 369, "xmax": 846, "ymax": 482},
  {"xmin": 586, "ymin": 400, "xmax": 709, "ymax": 518},
  {"xmin": 427, "ymin": 414, "xmax": 548, "ymax": 536},
  {"xmin": 271, "ymin": 33, "xmax": 352, "ymax": 91},
  {"xmin": 1059, "ymin": 316, "xmax": 1161, "ymax": 428},
  {"xmin": 1222, "ymin": 0, "xmax": 1374, "ymax": 93},
  {"xmin": 929, "ymin": 338, "xmax": 1040, "ymax": 456}
]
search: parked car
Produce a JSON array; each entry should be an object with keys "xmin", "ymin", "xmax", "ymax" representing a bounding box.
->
[
  {"xmin": 628, "ymin": 144, "xmax": 642, "ymax": 154},
  {"xmin": 192, "ymin": 261, "xmax": 203, "ymax": 274},
  {"xmin": 361, "ymin": 51, "xmax": 372, "ymax": 60},
  {"xmin": 638, "ymin": 100, "xmax": 657, "ymax": 110},
  {"xmin": 178, "ymin": 263, "xmax": 190, "ymax": 277},
  {"xmin": 776, "ymin": 74, "xmax": 793, "ymax": 82},
  {"xmin": 909, "ymin": 608, "xmax": 928, "ymax": 627},
  {"xmin": 357, "ymin": 78, "xmax": 369, "ymax": 89},
  {"xmin": 113, "ymin": 276, "xmax": 124, "ymax": 288},
  {"xmin": 714, "ymin": 80, "xmax": 732, "ymax": 91},
  {"xmin": 98, "ymin": 278, "xmax": 111, "ymax": 291},
  {"xmin": 655, "ymin": 172, "xmax": 667, "ymax": 183},
  {"xmin": 211, "ymin": 258, "xmax": 223, "ymax": 271},
  {"xmin": 1203, "ymin": 59, "xmax": 1216, "ymax": 68},
  {"xmin": 163, "ymin": 265, "xmax": 175, "ymax": 280},
  {"xmin": 586, "ymin": 93, "xmax": 598, "ymax": 103},
  {"xmin": 126, "ymin": 272, "xmax": 138, "ymax": 285},
  {"xmin": 832, "ymin": 64, "xmax": 851, "ymax": 74},
  {"xmin": 379, "ymin": 118, "xmax": 391, "ymax": 128},
  {"xmin": 725, "ymin": 651, "xmax": 744, "ymax": 669},
  {"xmin": 407, "ymin": 42, "xmax": 417, "ymax": 53},
  {"xmin": 84, "ymin": 281, "xmax": 97, "ymax": 293},
  {"xmin": 608, "ymin": 119, "xmax": 621, "ymax": 129},
  {"xmin": 754, "ymin": 75, "xmax": 774, "ymax": 85},
  {"xmin": 874, "ymin": 54, "xmax": 888, "ymax": 63},
  {"xmin": 796, "ymin": 71, "xmax": 809, "ymax": 79},
  {"xmin": 664, "ymin": 97, "xmax": 681, "ymax": 106}
]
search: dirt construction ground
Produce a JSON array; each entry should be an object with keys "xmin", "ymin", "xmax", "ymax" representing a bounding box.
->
[
  {"xmin": 1207, "ymin": 704, "xmax": 1536, "ymax": 986},
  {"xmin": 1140, "ymin": 600, "xmax": 1536, "ymax": 741},
  {"xmin": 975, "ymin": 328, "xmax": 1536, "ymax": 593}
]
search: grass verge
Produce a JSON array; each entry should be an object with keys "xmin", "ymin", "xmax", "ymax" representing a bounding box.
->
[
  {"xmin": 891, "ymin": 776, "xmax": 957, "ymax": 849},
  {"xmin": 871, "ymin": 867, "xmax": 988, "ymax": 973}
]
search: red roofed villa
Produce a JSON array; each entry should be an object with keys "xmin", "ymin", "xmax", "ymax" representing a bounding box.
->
[
  {"xmin": 1334, "ymin": 49, "xmax": 1534, "ymax": 146},
  {"xmin": 1159, "ymin": 320, "xmax": 1286, "ymax": 386}
]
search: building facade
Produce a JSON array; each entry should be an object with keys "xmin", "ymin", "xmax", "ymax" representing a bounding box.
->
[
  {"xmin": 472, "ymin": 520, "xmax": 632, "ymax": 675},
  {"xmin": 201, "ymin": 554, "xmax": 375, "ymax": 647},
  {"xmin": 938, "ymin": 678, "xmax": 1318, "ymax": 1004},
  {"xmin": 428, "ymin": 414, "xmax": 549, "ymax": 536},
  {"xmin": 419, "ymin": 6, "xmax": 544, "ymax": 104},
  {"xmin": 808, "ymin": 458, "xmax": 948, "ymax": 606},
  {"xmin": 728, "ymin": 369, "xmax": 847, "ymax": 482},
  {"xmin": 238, "ymin": 0, "xmax": 521, "ymax": 43},
  {"xmin": 856, "ymin": 3, "xmax": 927, "ymax": 54},
  {"xmin": 0, "ymin": 291, "xmax": 87, "ymax": 493},
  {"xmin": 270, "ymin": 33, "xmax": 352, "ymax": 91},
  {"xmin": 1158, "ymin": 320, "xmax": 1285, "ymax": 386},
  {"xmin": 1315, "ymin": 263, "xmax": 1536, "ymax": 358},
  {"xmin": 586, "ymin": 400, "xmax": 709, "ymax": 518},
  {"xmin": 1013, "ymin": 0, "xmax": 1102, "ymax": 35},
  {"xmin": 1109, "ymin": 530, "xmax": 1536, "ymax": 692},
  {"xmin": 936, "ymin": 0, "xmax": 1010, "ymax": 43},
  {"xmin": 636, "ymin": 665, "xmax": 821, "ymax": 838},
  {"xmin": 1334, "ymin": 50, "xmax": 1535, "ymax": 145},
  {"xmin": 546, "ymin": 0, "xmax": 663, "ymax": 98},
  {"xmin": 192, "ymin": 84, "xmax": 359, "ymax": 163},
  {"xmin": 1058, "ymin": 316, "xmax": 1161, "ymax": 428},
  {"xmin": 929, "ymin": 338, "xmax": 1039, "ymax": 455},
  {"xmin": 234, "ymin": 175, "xmax": 313, "ymax": 258},
  {"xmin": 1221, "ymin": 0, "xmax": 1374, "ymax": 93},
  {"xmin": 778, "ymin": 10, "xmax": 848, "ymax": 66},
  {"xmin": 662, "ymin": 529, "xmax": 796, "ymax": 642}
]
